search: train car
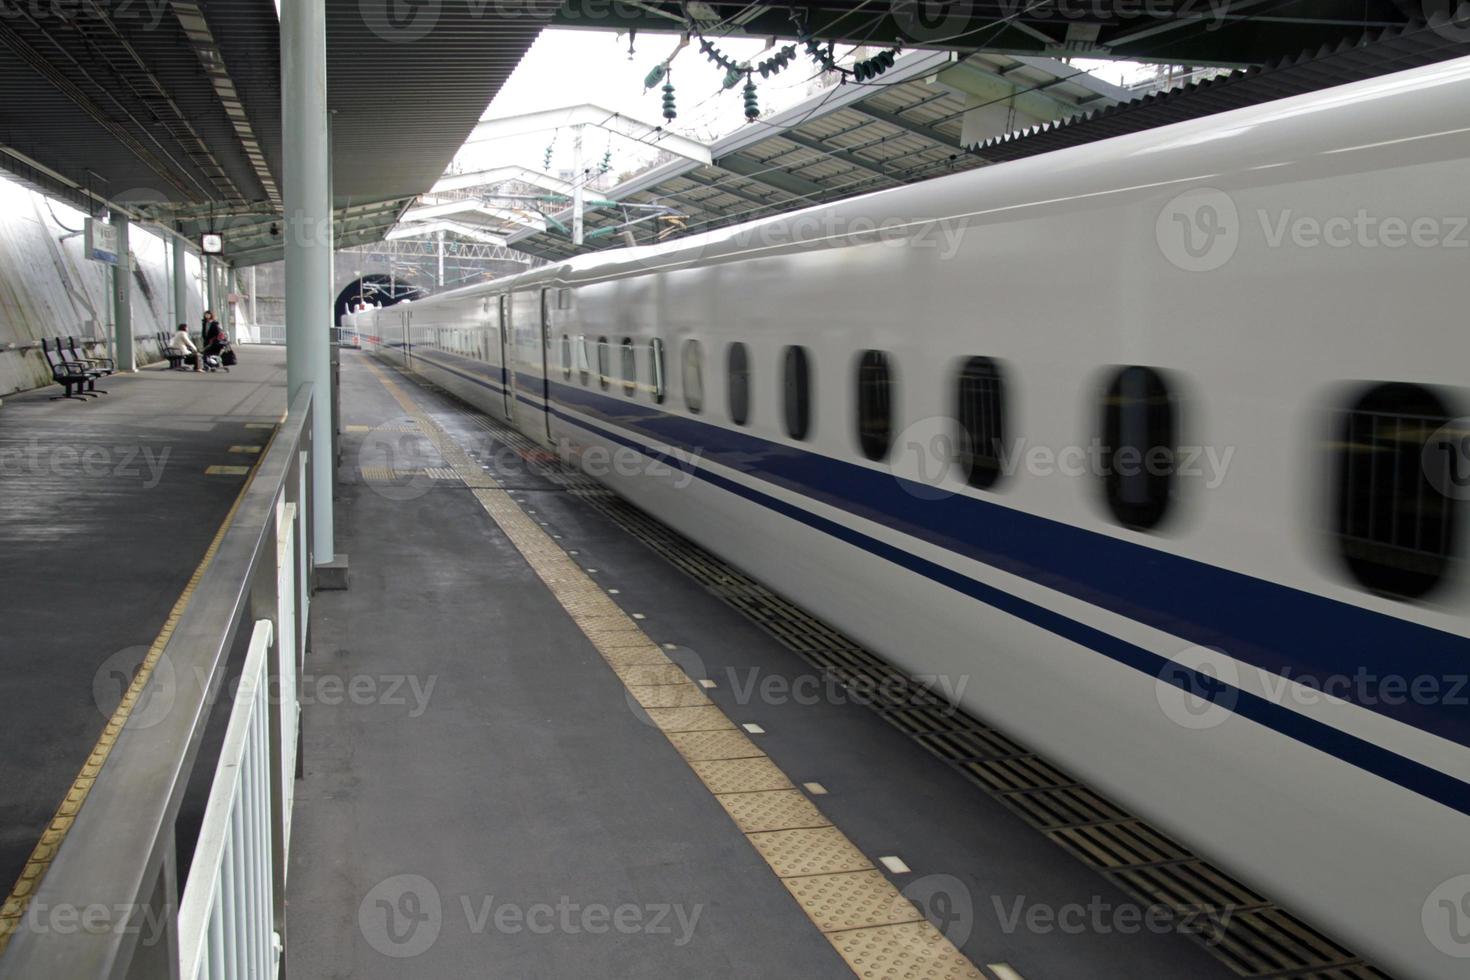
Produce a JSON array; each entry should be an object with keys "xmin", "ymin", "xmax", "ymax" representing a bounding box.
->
[{"xmin": 349, "ymin": 55, "xmax": 1470, "ymax": 979}]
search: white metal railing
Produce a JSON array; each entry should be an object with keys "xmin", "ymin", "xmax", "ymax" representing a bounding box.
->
[
  {"xmin": 177, "ymin": 620, "xmax": 278, "ymax": 980},
  {"xmin": 176, "ymin": 495, "xmax": 302, "ymax": 980},
  {"xmin": 252, "ymin": 324, "xmax": 360, "ymax": 349},
  {"xmin": 254, "ymin": 324, "xmax": 287, "ymax": 345}
]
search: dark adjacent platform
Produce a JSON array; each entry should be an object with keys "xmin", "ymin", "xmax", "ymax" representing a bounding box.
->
[{"xmin": 0, "ymin": 349, "xmax": 285, "ymax": 897}]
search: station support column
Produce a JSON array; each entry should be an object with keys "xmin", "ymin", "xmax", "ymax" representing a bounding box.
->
[
  {"xmin": 282, "ymin": 0, "xmax": 336, "ymax": 567},
  {"xmin": 110, "ymin": 211, "xmax": 135, "ymax": 372},
  {"xmin": 222, "ymin": 263, "xmax": 235, "ymax": 336},
  {"xmin": 172, "ymin": 239, "xmax": 188, "ymax": 331}
]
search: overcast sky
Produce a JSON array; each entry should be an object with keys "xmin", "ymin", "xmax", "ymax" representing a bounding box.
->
[{"xmin": 458, "ymin": 29, "xmax": 877, "ymax": 179}]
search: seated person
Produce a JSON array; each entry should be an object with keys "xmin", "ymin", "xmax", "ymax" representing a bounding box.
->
[{"xmin": 172, "ymin": 323, "xmax": 202, "ymax": 372}]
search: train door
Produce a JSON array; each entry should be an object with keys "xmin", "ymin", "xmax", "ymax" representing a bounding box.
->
[
  {"xmin": 498, "ymin": 294, "xmax": 515, "ymax": 422},
  {"xmin": 539, "ymin": 288, "xmax": 553, "ymax": 441}
]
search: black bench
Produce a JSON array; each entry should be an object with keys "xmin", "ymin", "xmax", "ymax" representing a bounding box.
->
[
  {"xmin": 53, "ymin": 340, "xmax": 110, "ymax": 393},
  {"xmin": 67, "ymin": 336, "xmax": 114, "ymax": 376},
  {"xmin": 41, "ymin": 338, "xmax": 101, "ymax": 400},
  {"xmin": 157, "ymin": 331, "xmax": 187, "ymax": 370},
  {"xmin": 53, "ymin": 339, "xmax": 109, "ymax": 393}
]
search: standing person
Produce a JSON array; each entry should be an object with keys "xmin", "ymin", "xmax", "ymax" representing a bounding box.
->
[
  {"xmin": 202, "ymin": 314, "xmax": 227, "ymax": 357},
  {"xmin": 173, "ymin": 323, "xmax": 202, "ymax": 373}
]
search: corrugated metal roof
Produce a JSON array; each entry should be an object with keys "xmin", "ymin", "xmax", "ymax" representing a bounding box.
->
[
  {"xmin": 0, "ymin": 0, "xmax": 552, "ymax": 264},
  {"xmin": 497, "ymin": 49, "xmax": 1129, "ymax": 259},
  {"xmin": 552, "ymin": 1, "xmax": 1428, "ymax": 69},
  {"xmin": 974, "ymin": 12, "xmax": 1470, "ymax": 163}
]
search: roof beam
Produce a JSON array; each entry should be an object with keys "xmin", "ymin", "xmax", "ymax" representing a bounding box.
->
[
  {"xmin": 774, "ymin": 130, "xmax": 902, "ymax": 184},
  {"xmin": 847, "ymin": 104, "xmax": 965, "ymax": 151},
  {"xmin": 385, "ymin": 220, "xmax": 507, "ymax": 245},
  {"xmin": 432, "ymin": 166, "xmax": 575, "ymax": 197},
  {"xmin": 713, "ymin": 153, "xmax": 825, "ymax": 199},
  {"xmin": 467, "ymin": 104, "xmax": 713, "ymax": 166},
  {"xmin": 676, "ymin": 170, "xmax": 782, "ymax": 212}
]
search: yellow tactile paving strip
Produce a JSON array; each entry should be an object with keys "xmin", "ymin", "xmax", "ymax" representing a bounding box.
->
[
  {"xmin": 359, "ymin": 358, "xmax": 991, "ymax": 979},
  {"xmin": 0, "ymin": 420, "xmax": 281, "ymax": 954}
]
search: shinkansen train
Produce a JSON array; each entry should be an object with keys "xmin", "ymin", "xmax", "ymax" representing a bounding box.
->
[{"xmin": 349, "ymin": 56, "xmax": 1470, "ymax": 978}]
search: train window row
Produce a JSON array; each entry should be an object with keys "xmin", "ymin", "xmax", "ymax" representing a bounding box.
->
[
  {"xmin": 553, "ymin": 332, "xmax": 1459, "ymax": 601},
  {"xmin": 559, "ymin": 334, "xmax": 671, "ymax": 401}
]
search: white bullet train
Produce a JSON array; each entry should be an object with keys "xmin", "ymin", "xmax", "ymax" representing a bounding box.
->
[{"xmin": 350, "ymin": 56, "xmax": 1470, "ymax": 978}]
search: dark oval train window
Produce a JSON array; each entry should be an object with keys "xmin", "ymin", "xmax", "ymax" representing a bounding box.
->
[
  {"xmin": 728, "ymin": 342, "xmax": 751, "ymax": 426},
  {"xmin": 1100, "ymin": 366, "xmax": 1175, "ymax": 531},
  {"xmin": 856, "ymin": 349, "xmax": 894, "ymax": 461},
  {"xmin": 1336, "ymin": 382, "xmax": 1459, "ymax": 599},
  {"xmin": 596, "ymin": 336, "xmax": 610, "ymax": 390},
  {"xmin": 621, "ymin": 337, "xmax": 637, "ymax": 396},
  {"xmin": 956, "ymin": 356, "xmax": 1007, "ymax": 490},
  {"xmin": 683, "ymin": 340, "xmax": 704, "ymax": 413},
  {"xmin": 650, "ymin": 338, "xmax": 667, "ymax": 404},
  {"xmin": 783, "ymin": 346, "xmax": 811, "ymax": 440},
  {"xmin": 576, "ymin": 335, "xmax": 591, "ymax": 385}
]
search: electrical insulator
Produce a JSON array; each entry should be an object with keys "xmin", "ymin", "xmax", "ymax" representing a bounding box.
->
[
  {"xmin": 662, "ymin": 80, "xmax": 676, "ymax": 122},
  {"xmin": 723, "ymin": 67, "xmax": 743, "ymax": 90},
  {"xmin": 743, "ymin": 77, "xmax": 759, "ymax": 122},
  {"xmin": 644, "ymin": 64, "xmax": 666, "ymax": 90}
]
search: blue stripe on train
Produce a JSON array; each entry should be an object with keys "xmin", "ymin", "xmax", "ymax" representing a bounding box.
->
[{"xmin": 398, "ymin": 347, "xmax": 1470, "ymax": 813}]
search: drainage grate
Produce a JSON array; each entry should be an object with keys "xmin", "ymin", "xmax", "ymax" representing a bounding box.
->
[{"xmin": 408, "ymin": 377, "xmax": 1389, "ymax": 980}]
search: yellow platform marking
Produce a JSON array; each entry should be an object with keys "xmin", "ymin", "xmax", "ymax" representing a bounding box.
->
[
  {"xmin": 665, "ymin": 729, "xmax": 765, "ymax": 762},
  {"xmin": 205, "ymin": 464, "xmax": 251, "ymax": 475},
  {"xmin": 612, "ymin": 663, "xmax": 691, "ymax": 686},
  {"xmin": 783, "ymin": 870, "xmax": 925, "ymax": 932},
  {"xmin": 228, "ymin": 444, "xmax": 263, "ymax": 454},
  {"xmin": 747, "ymin": 827, "xmax": 874, "ymax": 878},
  {"xmin": 344, "ymin": 424, "xmax": 371, "ymax": 433},
  {"xmin": 245, "ymin": 422, "xmax": 276, "ymax": 430},
  {"xmin": 358, "ymin": 357, "xmax": 987, "ymax": 978},
  {"xmin": 717, "ymin": 789, "xmax": 832, "ymax": 834},
  {"xmin": 0, "ymin": 427, "xmax": 276, "ymax": 953},
  {"xmin": 627, "ymin": 683, "xmax": 712, "ymax": 709},
  {"xmin": 690, "ymin": 756, "xmax": 793, "ymax": 794},
  {"xmin": 828, "ymin": 921, "xmax": 984, "ymax": 979}
]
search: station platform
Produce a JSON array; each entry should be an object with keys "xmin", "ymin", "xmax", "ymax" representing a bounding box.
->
[
  {"xmin": 286, "ymin": 352, "xmax": 1249, "ymax": 979},
  {"xmin": 0, "ymin": 348, "xmax": 285, "ymax": 908}
]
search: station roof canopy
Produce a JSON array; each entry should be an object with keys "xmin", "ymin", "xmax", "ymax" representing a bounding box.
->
[
  {"xmin": 0, "ymin": 1, "xmax": 560, "ymax": 264},
  {"xmin": 491, "ymin": 49, "xmax": 1132, "ymax": 259},
  {"xmin": 554, "ymin": 0, "xmax": 1432, "ymax": 69},
  {"xmin": 970, "ymin": 13, "xmax": 1470, "ymax": 163}
]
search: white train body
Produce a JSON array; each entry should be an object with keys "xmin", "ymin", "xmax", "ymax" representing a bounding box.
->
[{"xmin": 349, "ymin": 56, "xmax": 1470, "ymax": 978}]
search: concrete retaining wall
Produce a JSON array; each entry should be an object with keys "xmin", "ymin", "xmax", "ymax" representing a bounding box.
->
[{"xmin": 0, "ymin": 175, "xmax": 229, "ymax": 396}]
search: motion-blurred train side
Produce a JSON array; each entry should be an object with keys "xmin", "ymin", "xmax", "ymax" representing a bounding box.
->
[{"xmin": 349, "ymin": 56, "xmax": 1470, "ymax": 979}]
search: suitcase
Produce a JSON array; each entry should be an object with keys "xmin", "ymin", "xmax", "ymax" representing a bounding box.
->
[{"xmin": 221, "ymin": 346, "xmax": 237, "ymax": 367}]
